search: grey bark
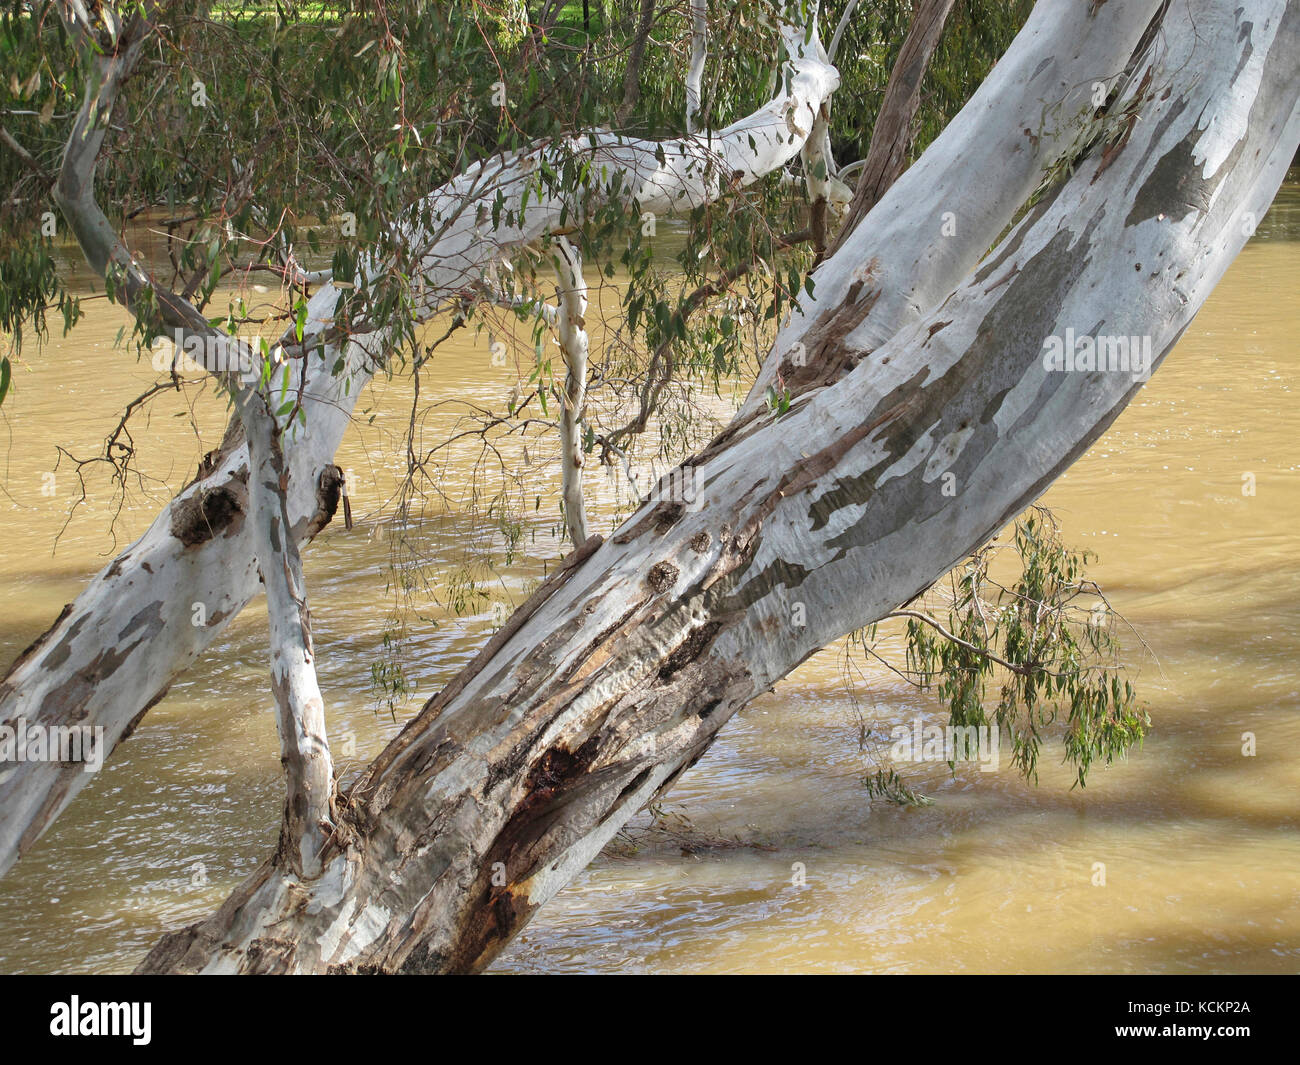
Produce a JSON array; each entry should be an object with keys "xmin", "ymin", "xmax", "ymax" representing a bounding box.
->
[{"xmin": 138, "ymin": 0, "xmax": 1299, "ymax": 974}]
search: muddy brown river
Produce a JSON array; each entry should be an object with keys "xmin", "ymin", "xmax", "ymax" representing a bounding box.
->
[{"xmin": 0, "ymin": 181, "xmax": 1296, "ymax": 974}]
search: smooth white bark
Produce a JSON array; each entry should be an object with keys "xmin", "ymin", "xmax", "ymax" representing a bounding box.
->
[
  {"xmin": 743, "ymin": 0, "xmax": 1163, "ymax": 412},
  {"xmin": 551, "ymin": 237, "xmax": 591, "ymax": 546},
  {"xmin": 0, "ymin": 15, "xmax": 840, "ymax": 879},
  {"xmin": 139, "ymin": 0, "xmax": 1300, "ymax": 974},
  {"xmin": 686, "ymin": 0, "xmax": 708, "ymax": 133},
  {"xmin": 237, "ymin": 390, "xmax": 336, "ymax": 878}
]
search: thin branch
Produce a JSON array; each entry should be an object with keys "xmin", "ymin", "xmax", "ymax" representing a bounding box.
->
[
  {"xmin": 829, "ymin": 0, "xmax": 957, "ymax": 253},
  {"xmin": 551, "ymin": 236, "xmax": 590, "ymax": 544},
  {"xmin": 605, "ymin": 226, "xmax": 812, "ymax": 449},
  {"xmin": 886, "ymin": 610, "xmax": 1051, "ymax": 679},
  {"xmin": 51, "ymin": 2, "xmax": 248, "ymax": 381},
  {"xmin": 828, "ymin": 0, "xmax": 861, "ymax": 63},
  {"xmin": 0, "ymin": 126, "xmax": 54, "ymax": 188}
]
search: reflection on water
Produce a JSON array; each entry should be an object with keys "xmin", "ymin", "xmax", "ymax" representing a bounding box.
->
[{"xmin": 0, "ymin": 183, "xmax": 1296, "ymax": 974}]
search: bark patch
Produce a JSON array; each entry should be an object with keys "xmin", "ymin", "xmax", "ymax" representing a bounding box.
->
[
  {"xmin": 299, "ymin": 464, "xmax": 346, "ymax": 542},
  {"xmin": 779, "ymin": 280, "xmax": 880, "ymax": 396},
  {"xmin": 2, "ymin": 602, "xmax": 74, "ymax": 682},
  {"xmin": 170, "ymin": 473, "xmax": 248, "ymax": 547},
  {"xmin": 658, "ymin": 621, "xmax": 722, "ymax": 681},
  {"xmin": 1125, "ymin": 118, "xmax": 1240, "ymax": 229},
  {"xmin": 645, "ymin": 560, "xmax": 679, "ymax": 594}
]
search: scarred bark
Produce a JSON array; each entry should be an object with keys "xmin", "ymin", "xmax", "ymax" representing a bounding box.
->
[
  {"xmin": 0, "ymin": 13, "xmax": 842, "ymax": 879},
  {"xmin": 138, "ymin": 0, "xmax": 1300, "ymax": 974}
]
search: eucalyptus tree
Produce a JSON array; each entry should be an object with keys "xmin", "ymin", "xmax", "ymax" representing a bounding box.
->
[
  {"xmin": 0, "ymin": 0, "xmax": 848, "ymax": 876},
  {"xmin": 0, "ymin": 0, "xmax": 1295, "ymax": 973}
]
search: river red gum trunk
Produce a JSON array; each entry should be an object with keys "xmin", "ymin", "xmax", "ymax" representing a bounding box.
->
[{"xmin": 138, "ymin": 0, "xmax": 1299, "ymax": 974}]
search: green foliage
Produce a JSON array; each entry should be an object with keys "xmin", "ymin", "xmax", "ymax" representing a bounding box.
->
[
  {"xmin": 369, "ymin": 625, "xmax": 416, "ymax": 719},
  {"xmin": 862, "ymin": 766, "xmax": 934, "ymax": 807},
  {"xmin": 853, "ymin": 508, "xmax": 1148, "ymax": 797},
  {"xmin": 0, "ymin": 237, "xmax": 81, "ymax": 352},
  {"xmin": 764, "ymin": 382, "xmax": 792, "ymax": 416},
  {"xmin": 1, "ymin": 3, "xmax": 79, "ymax": 354},
  {"xmin": 0, "ymin": 0, "xmax": 1021, "ymax": 409},
  {"xmin": 908, "ymin": 510, "xmax": 1147, "ymax": 786},
  {"xmin": 823, "ymin": 0, "xmax": 1032, "ymax": 166}
]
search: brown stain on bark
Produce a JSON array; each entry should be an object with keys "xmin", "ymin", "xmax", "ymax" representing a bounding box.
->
[
  {"xmin": 551, "ymin": 600, "xmax": 647, "ymax": 690},
  {"xmin": 297, "ymin": 464, "xmax": 346, "ymax": 542},
  {"xmin": 169, "ymin": 470, "xmax": 248, "ymax": 547},
  {"xmin": 778, "ymin": 280, "xmax": 881, "ymax": 398},
  {"xmin": 242, "ymin": 936, "xmax": 299, "ymax": 975}
]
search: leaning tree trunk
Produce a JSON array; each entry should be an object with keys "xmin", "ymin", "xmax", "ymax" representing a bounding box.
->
[
  {"xmin": 0, "ymin": 16, "xmax": 839, "ymax": 880},
  {"xmin": 35, "ymin": 0, "xmax": 344, "ymax": 881},
  {"xmin": 138, "ymin": 0, "xmax": 1299, "ymax": 974},
  {"xmin": 0, "ymin": 0, "xmax": 1131, "ymax": 877}
]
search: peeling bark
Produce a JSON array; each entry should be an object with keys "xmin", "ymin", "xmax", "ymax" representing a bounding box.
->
[
  {"xmin": 138, "ymin": 0, "xmax": 1300, "ymax": 974},
  {"xmin": 0, "ymin": 15, "xmax": 841, "ymax": 879}
]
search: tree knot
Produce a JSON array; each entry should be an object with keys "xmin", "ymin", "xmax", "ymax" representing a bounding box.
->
[{"xmin": 645, "ymin": 560, "xmax": 679, "ymax": 594}]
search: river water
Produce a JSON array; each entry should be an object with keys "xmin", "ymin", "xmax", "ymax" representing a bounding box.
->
[{"xmin": 0, "ymin": 181, "xmax": 1296, "ymax": 974}]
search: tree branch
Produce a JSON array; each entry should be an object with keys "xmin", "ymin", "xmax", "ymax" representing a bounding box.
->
[
  {"xmin": 0, "ymin": 126, "xmax": 54, "ymax": 188},
  {"xmin": 685, "ymin": 0, "xmax": 708, "ymax": 134},
  {"xmin": 829, "ymin": 0, "xmax": 957, "ymax": 253},
  {"xmin": 50, "ymin": 0, "xmax": 336, "ymax": 878},
  {"xmin": 551, "ymin": 236, "xmax": 590, "ymax": 545},
  {"xmin": 616, "ymin": 0, "xmax": 658, "ymax": 128}
]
